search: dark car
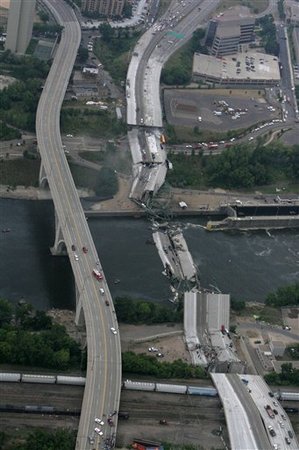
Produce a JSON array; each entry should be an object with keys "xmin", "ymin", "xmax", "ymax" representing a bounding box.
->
[
  {"xmin": 268, "ymin": 392, "xmax": 274, "ymax": 397},
  {"xmin": 71, "ymin": 244, "xmax": 76, "ymax": 251},
  {"xmin": 82, "ymin": 246, "xmax": 88, "ymax": 253},
  {"xmin": 273, "ymin": 409, "xmax": 278, "ymax": 415},
  {"xmin": 288, "ymin": 430, "xmax": 293, "ymax": 439},
  {"xmin": 285, "ymin": 437, "xmax": 291, "ymax": 445}
]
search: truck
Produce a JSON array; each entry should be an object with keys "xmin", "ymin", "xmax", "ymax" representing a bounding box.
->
[
  {"xmin": 92, "ymin": 269, "xmax": 103, "ymax": 281},
  {"xmin": 265, "ymin": 405, "xmax": 275, "ymax": 419}
]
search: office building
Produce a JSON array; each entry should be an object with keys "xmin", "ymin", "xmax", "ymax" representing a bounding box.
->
[
  {"xmin": 205, "ymin": 13, "xmax": 255, "ymax": 57},
  {"xmin": 5, "ymin": 0, "xmax": 36, "ymax": 54},
  {"xmin": 81, "ymin": 0, "xmax": 125, "ymax": 17}
]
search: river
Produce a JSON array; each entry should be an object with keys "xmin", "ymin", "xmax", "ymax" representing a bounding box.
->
[{"xmin": 1, "ymin": 198, "xmax": 299, "ymax": 310}]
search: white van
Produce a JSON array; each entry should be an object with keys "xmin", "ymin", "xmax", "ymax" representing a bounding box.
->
[{"xmin": 99, "ymin": 288, "xmax": 105, "ymax": 295}]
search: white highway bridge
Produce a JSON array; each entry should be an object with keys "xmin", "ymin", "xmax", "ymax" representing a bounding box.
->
[{"xmin": 37, "ymin": 1, "xmax": 121, "ymax": 449}]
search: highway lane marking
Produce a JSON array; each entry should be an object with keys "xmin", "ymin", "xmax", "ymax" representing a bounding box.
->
[{"xmin": 37, "ymin": 16, "xmax": 116, "ymax": 448}]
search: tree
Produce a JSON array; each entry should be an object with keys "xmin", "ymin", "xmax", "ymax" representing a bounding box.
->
[
  {"xmin": 265, "ymin": 283, "xmax": 299, "ymax": 307},
  {"xmin": 99, "ymin": 23, "xmax": 114, "ymax": 43},
  {"xmin": 38, "ymin": 10, "xmax": 50, "ymax": 23},
  {"xmin": 0, "ymin": 299, "xmax": 13, "ymax": 326},
  {"xmin": 77, "ymin": 46, "xmax": 89, "ymax": 63}
]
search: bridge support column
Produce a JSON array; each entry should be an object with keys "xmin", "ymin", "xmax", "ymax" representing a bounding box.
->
[
  {"xmin": 75, "ymin": 285, "xmax": 85, "ymax": 328},
  {"xmin": 50, "ymin": 210, "xmax": 67, "ymax": 255},
  {"xmin": 39, "ymin": 162, "xmax": 49, "ymax": 188}
]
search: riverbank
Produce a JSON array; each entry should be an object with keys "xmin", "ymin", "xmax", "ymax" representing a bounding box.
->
[{"xmin": 0, "ymin": 182, "xmax": 270, "ymax": 215}]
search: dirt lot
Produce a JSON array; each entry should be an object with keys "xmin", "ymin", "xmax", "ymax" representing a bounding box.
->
[{"xmin": 164, "ymin": 88, "xmax": 280, "ymax": 131}]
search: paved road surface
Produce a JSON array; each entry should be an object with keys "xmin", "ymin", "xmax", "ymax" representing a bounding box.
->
[{"xmin": 37, "ymin": 1, "xmax": 121, "ymax": 449}]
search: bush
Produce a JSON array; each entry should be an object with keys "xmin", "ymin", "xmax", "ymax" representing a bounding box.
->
[
  {"xmin": 0, "ymin": 301, "xmax": 82, "ymax": 370},
  {"xmin": 265, "ymin": 283, "xmax": 299, "ymax": 307},
  {"xmin": 14, "ymin": 429, "xmax": 76, "ymax": 450},
  {"xmin": 264, "ymin": 363, "xmax": 299, "ymax": 386},
  {"xmin": 122, "ymin": 352, "xmax": 207, "ymax": 379},
  {"xmin": 115, "ymin": 297, "xmax": 182, "ymax": 324}
]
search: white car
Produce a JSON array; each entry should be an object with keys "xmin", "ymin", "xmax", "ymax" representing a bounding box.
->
[
  {"xmin": 74, "ymin": 254, "xmax": 79, "ymax": 261},
  {"xmin": 95, "ymin": 418, "xmax": 104, "ymax": 425},
  {"xmin": 110, "ymin": 327, "xmax": 117, "ymax": 335},
  {"xmin": 66, "ymin": 134, "xmax": 73, "ymax": 137},
  {"xmin": 94, "ymin": 427, "xmax": 103, "ymax": 436}
]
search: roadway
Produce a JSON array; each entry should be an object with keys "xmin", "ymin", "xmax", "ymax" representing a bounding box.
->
[
  {"xmin": 37, "ymin": 1, "xmax": 121, "ymax": 449},
  {"xmin": 277, "ymin": 23, "xmax": 298, "ymax": 120},
  {"xmin": 212, "ymin": 373, "xmax": 272, "ymax": 450}
]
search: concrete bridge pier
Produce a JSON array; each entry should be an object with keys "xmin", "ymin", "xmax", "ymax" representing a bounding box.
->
[
  {"xmin": 39, "ymin": 163, "xmax": 49, "ymax": 189},
  {"xmin": 50, "ymin": 210, "xmax": 67, "ymax": 255},
  {"xmin": 75, "ymin": 285, "xmax": 85, "ymax": 328}
]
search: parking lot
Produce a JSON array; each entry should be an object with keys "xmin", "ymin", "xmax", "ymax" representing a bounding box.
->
[{"xmin": 164, "ymin": 88, "xmax": 281, "ymax": 131}]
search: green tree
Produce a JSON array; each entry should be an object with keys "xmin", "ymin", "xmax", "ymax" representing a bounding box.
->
[
  {"xmin": 38, "ymin": 10, "xmax": 50, "ymax": 22},
  {"xmin": 265, "ymin": 283, "xmax": 299, "ymax": 307},
  {"xmin": 99, "ymin": 23, "xmax": 114, "ymax": 43},
  {"xmin": 0, "ymin": 299, "xmax": 13, "ymax": 326},
  {"xmin": 77, "ymin": 46, "xmax": 89, "ymax": 63}
]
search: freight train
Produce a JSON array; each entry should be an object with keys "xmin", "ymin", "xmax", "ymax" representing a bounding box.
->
[
  {"xmin": 0, "ymin": 373, "xmax": 218, "ymax": 396},
  {"xmin": 123, "ymin": 380, "xmax": 218, "ymax": 396},
  {"xmin": 1, "ymin": 373, "xmax": 298, "ymax": 402}
]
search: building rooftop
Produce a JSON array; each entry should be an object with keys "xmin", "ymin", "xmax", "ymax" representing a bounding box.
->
[
  {"xmin": 216, "ymin": 24, "xmax": 240, "ymax": 38},
  {"xmin": 193, "ymin": 51, "xmax": 280, "ymax": 83}
]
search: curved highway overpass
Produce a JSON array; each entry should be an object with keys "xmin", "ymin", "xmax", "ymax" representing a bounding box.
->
[{"xmin": 36, "ymin": 1, "xmax": 121, "ymax": 449}]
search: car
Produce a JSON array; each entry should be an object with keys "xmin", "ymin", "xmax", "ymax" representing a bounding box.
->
[
  {"xmin": 198, "ymin": 116, "xmax": 202, "ymax": 122},
  {"xmin": 105, "ymin": 300, "xmax": 109, "ymax": 306},
  {"xmin": 99, "ymin": 288, "xmax": 105, "ymax": 295},
  {"xmin": 248, "ymin": 136, "xmax": 254, "ymax": 141},
  {"xmin": 95, "ymin": 418, "xmax": 104, "ymax": 425},
  {"xmin": 66, "ymin": 134, "xmax": 73, "ymax": 137},
  {"xmin": 71, "ymin": 244, "xmax": 76, "ymax": 251},
  {"xmin": 273, "ymin": 409, "xmax": 278, "ymax": 415},
  {"xmin": 285, "ymin": 437, "xmax": 291, "ymax": 445},
  {"xmin": 288, "ymin": 430, "xmax": 293, "ymax": 439},
  {"xmin": 94, "ymin": 427, "xmax": 103, "ymax": 436},
  {"xmin": 74, "ymin": 254, "xmax": 79, "ymax": 261},
  {"xmin": 82, "ymin": 246, "xmax": 88, "ymax": 253},
  {"xmin": 157, "ymin": 352, "xmax": 164, "ymax": 357},
  {"xmin": 281, "ymin": 414, "xmax": 286, "ymax": 420},
  {"xmin": 230, "ymin": 137, "xmax": 235, "ymax": 142},
  {"xmin": 273, "ymin": 401, "xmax": 278, "ymax": 406},
  {"xmin": 110, "ymin": 327, "xmax": 117, "ymax": 335}
]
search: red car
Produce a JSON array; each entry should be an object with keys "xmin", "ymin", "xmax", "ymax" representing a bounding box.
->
[{"xmin": 82, "ymin": 246, "xmax": 88, "ymax": 253}]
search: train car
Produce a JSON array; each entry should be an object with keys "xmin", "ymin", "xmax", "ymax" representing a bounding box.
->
[
  {"xmin": 40, "ymin": 406, "xmax": 55, "ymax": 413},
  {"xmin": 155, "ymin": 383, "xmax": 187, "ymax": 394},
  {"xmin": 187, "ymin": 386, "xmax": 218, "ymax": 397},
  {"xmin": 123, "ymin": 380, "xmax": 155, "ymax": 391},
  {"xmin": 22, "ymin": 374, "xmax": 56, "ymax": 384},
  {"xmin": 25, "ymin": 405, "xmax": 40, "ymax": 412},
  {"xmin": 279, "ymin": 392, "xmax": 299, "ymax": 402},
  {"xmin": 0, "ymin": 372, "xmax": 21, "ymax": 382},
  {"xmin": 56, "ymin": 375, "xmax": 86, "ymax": 386}
]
